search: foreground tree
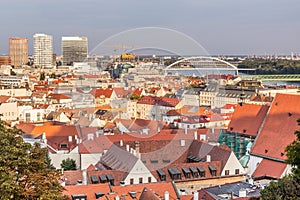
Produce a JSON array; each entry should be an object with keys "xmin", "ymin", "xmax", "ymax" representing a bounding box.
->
[
  {"xmin": 61, "ymin": 158, "xmax": 77, "ymax": 171},
  {"xmin": 260, "ymin": 119, "xmax": 300, "ymax": 199},
  {"xmin": 285, "ymin": 118, "xmax": 300, "ymax": 180},
  {"xmin": 0, "ymin": 121, "xmax": 68, "ymax": 200}
]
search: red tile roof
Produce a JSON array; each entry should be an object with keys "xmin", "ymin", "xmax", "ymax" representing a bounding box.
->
[
  {"xmin": 64, "ymin": 182, "xmax": 178, "ymax": 200},
  {"xmin": 0, "ymin": 95, "xmax": 11, "ymax": 103},
  {"xmin": 90, "ymin": 88, "xmax": 114, "ymax": 98},
  {"xmin": 62, "ymin": 170, "xmax": 83, "ymax": 185},
  {"xmin": 251, "ymin": 94, "xmax": 299, "ymax": 161},
  {"xmin": 132, "ymin": 88, "xmax": 144, "ymax": 96},
  {"xmin": 48, "ymin": 93, "xmax": 71, "ymax": 99},
  {"xmin": 113, "ymin": 88, "xmax": 130, "ymax": 98},
  {"xmin": 228, "ymin": 104, "xmax": 269, "ymax": 137},
  {"xmin": 252, "ymin": 159, "xmax": 287, "ymax": 179},
  {"xmin": 137, "ymin": 96, "xmax": 180, "ymax": 107}
]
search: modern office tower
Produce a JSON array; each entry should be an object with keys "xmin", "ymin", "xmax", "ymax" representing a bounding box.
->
[
  {"xmin": 62, "ymin": 36, "xmax": 88, "ymax": 65},
  {"xmin": 33, "ymin": 33, "xmax": 53, "ymax": 68},
  {"xmin": 9, "ymin": 38, "xmax": 28, "ymax": 67}
]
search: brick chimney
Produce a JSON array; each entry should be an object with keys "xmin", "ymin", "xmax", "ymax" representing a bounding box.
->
[{"xmin": 135, "ymin": 141, "xmax": 140, "ymax": 155}]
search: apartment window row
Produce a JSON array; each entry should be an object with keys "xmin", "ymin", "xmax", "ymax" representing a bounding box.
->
[
  {"xmin": 129, "ymin": 177, "xmax": 152, "ymax": 185},
  {"xmin": 225, "ymin": 169, "xmax": 240, "ymax": 175}
]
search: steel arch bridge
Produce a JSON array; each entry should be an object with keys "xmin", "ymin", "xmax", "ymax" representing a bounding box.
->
[{"xmin": 165, "ymin": 56, "xmax": 239, "ymax": 76}]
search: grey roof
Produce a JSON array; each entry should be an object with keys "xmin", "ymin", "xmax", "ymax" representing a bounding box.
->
[
  {"xmin": 216, "ymin": 89, "xmax": 254, "ymax": 99},
  {"xmin": 100, "ymin": 144, "xmax": 138, "ymax": 172},
  {"xmin": 205, "ymin": 181, "xmax": 261, "ymax": 199},
  {"xmin": 188, "ymin": 140, "xmax": 231, "ymax": 170}
]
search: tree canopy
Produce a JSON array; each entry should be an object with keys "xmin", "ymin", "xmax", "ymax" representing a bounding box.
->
[
  {"xmin": 61, "ymin": 158, "xmax": 77, "ymax": 171},
  {"xmin": 0, "ymin": 121, "xmax": 68, "ymax": 200}
]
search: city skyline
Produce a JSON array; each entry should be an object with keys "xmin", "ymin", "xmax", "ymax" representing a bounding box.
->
[{"xmin": 0, "ymin": 0, "xmax": 299, "ymax": 56}]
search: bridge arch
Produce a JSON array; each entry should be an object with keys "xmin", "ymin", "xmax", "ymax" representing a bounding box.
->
[{"xmin": 165, "ymin": 56, "xmax": 238, "ymax": 75}]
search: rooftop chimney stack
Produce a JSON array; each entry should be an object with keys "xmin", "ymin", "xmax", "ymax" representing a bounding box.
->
[
  {"xmin": 206, "ymin": 154, "xmax": 211, "ymax": 162},
  {"xmin": 164, "ymin": 191, "xmax": 169, "ymax": 200},
  {"xmin": 193, "ymin": 191, "xmax": 199, "ymax": 200},
  {"xmin": 135, "ymin": 141, "xmax": 140, "ymax": 155}
]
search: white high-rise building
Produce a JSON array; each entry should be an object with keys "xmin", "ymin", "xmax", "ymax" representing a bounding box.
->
[
  {"xmin": 33, "ymin": 33, "xmax": 53, "ymax": 68},
  {"xmin": 62, "ymin": 36, "xmax": 88, "ymax": 65}
]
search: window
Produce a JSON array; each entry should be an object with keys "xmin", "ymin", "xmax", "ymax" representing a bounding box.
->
[
  {"xmin": 139, "ymin": 177, "xmax": 143, "ymax": 184},
  {"xmin": 37, "ymin": 112, "xmax": 41, "ymax": 121},
  {"xmin": 235, "ymin": 169, "xmax": 239, "ymax": 175},
  {"xmin": 225, "ymin": 170, "xmax": 229, "ymax": 175},
  {"xmin": 199, "ymin": 171, "xmax": 205, "ymax": 177},
  {"xmin": 148, "ymin": 177, "xmax": 151, "ymax": 183},
  {"xmin": 130, "ymin": 178, "xmax": 134, "ymax": 185},
  {"xmin": 60, "ymin": 144, "xmax": 68, "ymax": 148},
  {"xmin": 25, "ymin": 113, "xmax": 30, "ymax": 122}
]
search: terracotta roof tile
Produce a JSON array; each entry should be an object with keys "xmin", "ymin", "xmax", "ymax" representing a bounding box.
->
[
  {"xmin": 228, "ymin": 103, "xmax": 269, "ymax": 137},
  {"xmin": 91, "ymin": 88, "xmax": 114, "ymax": 98},
  {"xmin": 137, "ymin": 96, "xmax": 180, "ymax": 107},
  {"xmin": 251, "ymin": 94, "xmax": 299, "ymax": 161},
  {"xmin": 62, "ymin": 170, "xmax": 83, "ymax": 185},
  {"xmin": 64, "ymin": 182, "xmax": 178, "ymax": 200},
  {"xmin": 0, "ymin": 95, "xmax": 11, "ymax": 103},
  {"xmin": 48, "ymin": 93, "xmax": 71, "ymax": 99},
  {"xmin": 252, "ymin": 159, "xmax": 287, "ymax": 179}
]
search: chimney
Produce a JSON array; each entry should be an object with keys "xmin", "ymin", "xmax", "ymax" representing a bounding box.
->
[
  {"xmin": 126, "ymin": 144, "xmax": 130, "ymax": 152},
  {"xmin": 200, "ymin": 134, "xmax": 206, "ymax": 141},
  {"xmin": 120, "ymin": 181, "xmax": 125, "ymax": 186},
  {"xmin": 82, "ymin": 170, "xmax": 87, "ymax": 185},
  {"xmin": 194, "ymin": 131, "xmax": 197, "ymax": 140},
  {"xmin": 120, "ymin": 140, "xmax": 123, "ymax": 147},
  {"xmin": 68, "ymin": 136, "xmax": 72, "ymax": 142},
  {"xmin": 42, "ymin": 132, "xmax": 47, "ymax": 143},
  {"xmin": 239, "ymin": 189, "xmax": 247, "ymax": 197},
  {"xmin": 134, "ymin": 141, "xmax": 140, "ymax": 155},
  {"xmin": 164, "ymin": 191, "xmax": 169, "ymax": 200},
  {"xmin": 180, "ymin": 189, "xmax": 186, "ymax": 195},
  {"xmin": 206, "ymin": 154, "xmax": 211, "ymax": 162},
  {"xmin": 180, "ymin": 139, "xmax": 185, "ymax": 147},
  {"xmin": 193, "ymin": 191, "xmax": 199, "ymax": 200}
]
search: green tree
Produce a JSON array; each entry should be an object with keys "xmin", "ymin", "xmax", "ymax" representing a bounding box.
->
[
  {"xmin": 45, "ymin": 152, "xmax": 55, "ymax": 170},
  {"xmin": 61, "ymin": 158, "xmax": 77, "ymax": 171},
  {"xmin": 0, "ymin": 121, "xmax": 68, "ymax": 200},
  {"xmin": 50, "ymin": 73, "xmax": 57, "ymax": 79},
  {"xmin": 260, "ymin": 118, "xmax": 300, "ymax": 199},
  {"xmin": 130, "ymin": 93, "xmax": 142, "ymax": 100},
  {"xmin": 40, "ymin": 72, "xmax": 45, "ymax": 81},
  {"xmin": 11, "ymin": 70, "xmax": 16, "ymax": 76},
  {"xmin": 285, "ymin": 118, "xmax": 300, "ymax": 180},
  {"xmin": 260, "ymin": 175, "xmax": 300, "ymax": 200}
]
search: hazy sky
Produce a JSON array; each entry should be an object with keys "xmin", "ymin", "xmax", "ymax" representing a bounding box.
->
[{"xmin": 1, "ymin": 0, "xmax": 299, "ymax": 55}]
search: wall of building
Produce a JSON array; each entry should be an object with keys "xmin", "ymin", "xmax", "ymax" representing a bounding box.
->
[
  {"xmin": 124, "ymin": 159, "xmax": 157, "ymax": 185},
  {"xmin": 221, "ymin": 152, "xmax": 245, "ymax": 176},
  {"xmin": 176, "ymin": 175, "xmax": 246, "ymax": 194},
  {"xmin": 0, "ymin": 102, "xmax": 18, "ymax": 121},
  {"xmin": 248, "ymin": 155, "xmax": 263, "ymax": 176},
  {"xmin": 50, "ymin": 152, "xmax": 80, "ymax": 170},
  {"xmin": 80, "ymin": 153, "xmax": 103, "ymax": 170}
]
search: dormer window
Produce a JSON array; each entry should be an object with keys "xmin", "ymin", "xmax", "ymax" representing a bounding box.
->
[
  {"xmin": 71, "ymin": 194, "xmax": 87, "ymax": 200},
  {"xmin": 60, "ymin": 144, "xmax": 68, "ymax": 149}
]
